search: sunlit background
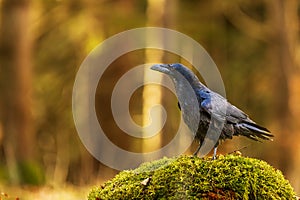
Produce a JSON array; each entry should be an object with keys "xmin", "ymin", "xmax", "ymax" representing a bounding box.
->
[{"xmin": 0, "ymin": 0, "xmax": 299, "ymax": 198}]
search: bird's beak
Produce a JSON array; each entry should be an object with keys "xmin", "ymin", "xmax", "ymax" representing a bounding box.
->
[{"xmin": 150, "ymin": 64, "xmax": 170, "ymax": 74}]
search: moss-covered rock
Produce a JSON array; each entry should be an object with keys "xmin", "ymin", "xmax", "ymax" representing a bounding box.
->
[{"xmin": 88, "ymin": 155, "xmax": 296, "ymax": 200}]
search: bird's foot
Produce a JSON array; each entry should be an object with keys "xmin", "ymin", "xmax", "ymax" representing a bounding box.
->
[{"xmin": 212, "ymin": 147, "xmax": 218, "ymax": 160}]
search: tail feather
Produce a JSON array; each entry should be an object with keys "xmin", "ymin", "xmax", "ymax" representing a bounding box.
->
[
  {"xmin": 237, "ymin": 121, "xmax": 274, "ymax": 141},
  {"xmin": 243, "ymin": 121, "xmax": 271, "ymax": 134}
]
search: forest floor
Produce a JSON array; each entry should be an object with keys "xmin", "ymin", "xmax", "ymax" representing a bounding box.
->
[{"xmin": 0, "ymin": 184, "xmax": 92, "ymax": 200}]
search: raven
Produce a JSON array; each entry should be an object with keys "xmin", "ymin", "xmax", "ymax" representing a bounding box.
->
[{"xmin": 151, "ymin": 63, "xmax": 273, "ymax": 159}]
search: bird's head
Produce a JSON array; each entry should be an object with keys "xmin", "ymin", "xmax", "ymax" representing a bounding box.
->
[{"xmin": 151, "ymin": 63, "xmax": 201, "ymax": 87}]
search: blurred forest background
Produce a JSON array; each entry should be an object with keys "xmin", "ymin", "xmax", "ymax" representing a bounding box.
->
[{"xmin": 1, "ymin": 0, "xmax": 300, "ymax": 197}]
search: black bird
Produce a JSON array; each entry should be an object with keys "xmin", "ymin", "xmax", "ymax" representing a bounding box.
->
[{"xmin": 151, "ymin": 63, "xmax": 273, "ymax": 159}]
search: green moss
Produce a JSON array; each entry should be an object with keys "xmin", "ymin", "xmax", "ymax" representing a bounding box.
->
[{"xmin": 88, "ymin": 155, "xmax": 296, "ymax": 200}]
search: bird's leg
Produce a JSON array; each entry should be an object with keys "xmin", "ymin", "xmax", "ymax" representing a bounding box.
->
[
  {"xmin": 212, "ymin": 147, "xmax": 218, "ymax": 160},
  {"xmin": 193, "ymin": 143, "xmax": 201, "ymax": 156}
]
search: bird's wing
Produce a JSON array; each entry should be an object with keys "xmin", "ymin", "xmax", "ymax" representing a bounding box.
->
[
  {"xmin": 197, "ymin": 89, "xmax": 227, "ymax": 120},
  {"xmin": 197, "ymin": 89, "xmax": 248, "ymax": 123},
  {"xmin": 225, "ymin": 103, "xmax": 249, "ymax": 123}
]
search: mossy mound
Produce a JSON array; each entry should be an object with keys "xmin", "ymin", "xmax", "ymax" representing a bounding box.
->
[{"xmin": 88, "ymin": 155, "xmax": 296, "ymax": 200}]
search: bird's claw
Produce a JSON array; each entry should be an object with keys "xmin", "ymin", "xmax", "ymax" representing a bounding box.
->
[{"xmin": 212, "ymin": 147, "xmax": 218, "ymax": 160}]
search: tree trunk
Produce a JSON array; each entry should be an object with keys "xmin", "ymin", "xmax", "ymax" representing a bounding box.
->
[
  {"xmin": 142, "ymin": 0, "xmax": 167, "ymax": 153},
  {"xmin": 0, "ymin": 0, "xmax": 34, "ymax": 184}
]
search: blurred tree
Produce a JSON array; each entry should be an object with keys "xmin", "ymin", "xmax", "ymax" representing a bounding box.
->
[
  {"xmin": 142, "ymin": 0, "xmax": 166, "ymax": 154},
  {"xmin": 32, "ymin": 0, "xmax": 92, "ymax": 185},
  {"xmin": 0, "ymin": 0, "xmax": 42, "ymax": 184},
  {"xmin": 267, "ymin": 0, "xmax": 299, "ymax": 191}
]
